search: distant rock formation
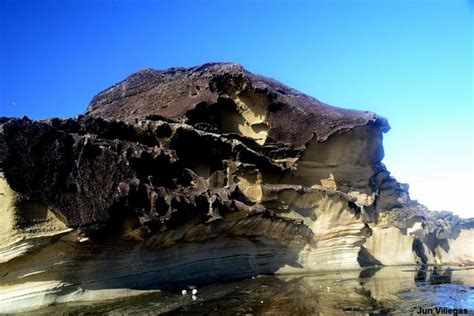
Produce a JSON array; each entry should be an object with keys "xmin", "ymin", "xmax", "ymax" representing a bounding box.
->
[{"xmin": 0, "ymin": 63, "xmax": 472, "ymax": 312}]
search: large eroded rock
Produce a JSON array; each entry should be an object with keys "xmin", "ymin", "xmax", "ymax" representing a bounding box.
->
[{"xmin": 0, "ymin": 62, "xmax": 472, "ymax": 312}]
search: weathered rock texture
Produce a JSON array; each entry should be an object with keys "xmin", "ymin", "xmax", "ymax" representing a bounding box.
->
[{"xmin": 0, "ymin": 63, "xmax": 472, "ymax": 312}]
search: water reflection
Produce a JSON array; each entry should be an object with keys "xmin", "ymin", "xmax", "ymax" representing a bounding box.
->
[
  {"xmin": 414, "ymin": 265, "xmax": 453, "ymax": 285},
  {"xmin": 28, "ymin": 266, "xmax": 474, "ymax": 315}
]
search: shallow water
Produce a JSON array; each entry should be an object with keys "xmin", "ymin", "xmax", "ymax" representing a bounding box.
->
[{"xmin": 28, "ymin": 266, "xmax": 474, "ymax": 315}]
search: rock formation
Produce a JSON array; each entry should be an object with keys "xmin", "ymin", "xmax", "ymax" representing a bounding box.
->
[{"xmin": 0, "ymin": 62, "xmax": 472, "ymax": 312}]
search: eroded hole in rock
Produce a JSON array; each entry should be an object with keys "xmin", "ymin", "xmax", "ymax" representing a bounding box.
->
[
  {"xmin": 169, "ymin": 127, "xmax": 231, "ymax": 179},
  {"xmin": 216, "ymin": 92, "xmax": 270, "ymax": 146},
  {"xmin": 184, "ymin": 102, "xmax": 220, "ymax": 133},
  {"xmin": 230, "ymin": 165, "xmax": 263, "ymax": 203},
  {"xmin": 87, "ymin": 204, "xmax": 141, "ymax": 241},
  {"xmin": 129, "ymin": 150, "xmax": 188, "ymax": 187},
  {"xmin": 251, "ymin": 122, "xmax": 269, "ymax": 134}
]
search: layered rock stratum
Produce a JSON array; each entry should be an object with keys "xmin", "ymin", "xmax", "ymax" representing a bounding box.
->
[{"xmin": 0, "ymin": 62, "xmax": 472, "ymax": 312}]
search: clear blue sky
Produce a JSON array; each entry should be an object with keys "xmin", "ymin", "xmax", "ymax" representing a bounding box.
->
[{"xmin": 0, "ymin": 0, "xmax": 472, "ymax": 217}]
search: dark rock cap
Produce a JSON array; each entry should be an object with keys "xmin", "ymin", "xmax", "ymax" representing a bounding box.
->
[{"xmin": 86, "ymin": 62, "xmax": 389, "ymax": 148}]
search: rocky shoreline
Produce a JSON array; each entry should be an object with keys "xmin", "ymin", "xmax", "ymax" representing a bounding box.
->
[{"xmin": 0, "ymin": 62, "xmax": 472, "ymax": 312}]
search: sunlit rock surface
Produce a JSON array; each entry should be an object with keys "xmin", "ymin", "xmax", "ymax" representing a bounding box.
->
[{"xmin": 0, "ymin": 63, "xmax": 472, "ymax": 312}]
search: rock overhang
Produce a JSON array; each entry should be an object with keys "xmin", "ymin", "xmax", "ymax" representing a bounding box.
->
[{"xmin": 0, "ymin": 63, "xmax": 472, "ymax": 312}]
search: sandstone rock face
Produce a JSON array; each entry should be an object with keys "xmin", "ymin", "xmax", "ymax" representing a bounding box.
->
[{"xmin": 0, "ymin": 63, "xmax": 472, "ymax": 312}]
